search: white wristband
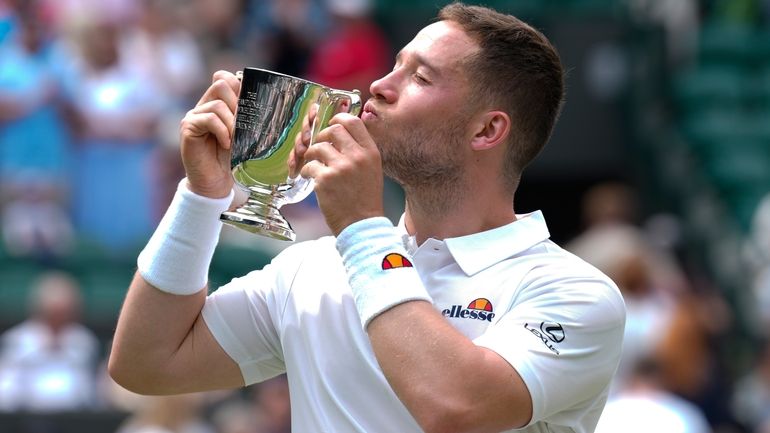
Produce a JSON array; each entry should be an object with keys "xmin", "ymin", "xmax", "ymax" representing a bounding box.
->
[
  {"xmin": 336, "ymin": 217, "xmax": 432, "ymax": 328},
  {"xmin": 137, "ymin": 179, "xmax": 234, "ymax": 295}
]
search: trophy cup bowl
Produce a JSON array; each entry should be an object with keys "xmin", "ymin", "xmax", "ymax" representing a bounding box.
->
[{"xmin": 220, "ymin": 68, "xmax": 362, "ymax": 241}]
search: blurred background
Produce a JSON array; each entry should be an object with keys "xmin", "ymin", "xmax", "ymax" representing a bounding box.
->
[{"xmin": 0, "ymin": 0, "xmax": 769, "ymax": 432}]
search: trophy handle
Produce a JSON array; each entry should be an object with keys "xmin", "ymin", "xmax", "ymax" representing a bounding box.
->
[{"xmin": 310, "ymin": 89, "xmax": 363, "ymax": 146}]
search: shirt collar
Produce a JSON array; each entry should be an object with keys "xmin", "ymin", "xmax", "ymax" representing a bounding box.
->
[{"xmin": 397, "ymin": 211, "xmax": 551, "ymax": 276}]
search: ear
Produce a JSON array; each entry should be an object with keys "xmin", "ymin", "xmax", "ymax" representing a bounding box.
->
[{"xmin": 469, "ymin": 110, "xmax": 511, "ymax": 151}]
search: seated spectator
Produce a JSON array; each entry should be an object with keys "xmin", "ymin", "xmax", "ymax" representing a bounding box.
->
[
  {"xmin": 596, "ymin": 358, "xmax": 712, "ymax": 433},
  {"xmin": 732, "ymin": 340, "xmax": 770, "ymax": 431},
  {"xmin": 0, "ymin": 271, "xmax": 100, "ymax": 411},
  {"xmin": 210, "ymin": 375, "xmax": 291, "ymax": 433},
  {"xmin": 115, "ymin": 393, "xmax": 216, "ymax": 433}
]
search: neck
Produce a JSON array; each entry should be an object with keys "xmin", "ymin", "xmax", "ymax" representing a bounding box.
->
[{"xmin": 402, "ymin": 182, "xmax": 516, "ymax": 245}]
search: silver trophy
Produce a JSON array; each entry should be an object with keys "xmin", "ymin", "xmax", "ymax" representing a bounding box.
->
[{"xmin": 220, "ymin": 68, "xmax": 362, "ymax": 241}]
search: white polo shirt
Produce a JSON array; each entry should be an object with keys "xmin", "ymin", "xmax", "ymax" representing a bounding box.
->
[{"xmin": 202, "ymin": 211, "xmax": 626, "ymax": 433}]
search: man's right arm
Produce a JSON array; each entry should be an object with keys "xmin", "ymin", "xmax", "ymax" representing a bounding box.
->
[
  {"xmin": 109, "ymin": 274, "xmax": 244, "ymax": 394},
  {"xmin": 109, "ymin": 70, "xmax": 245, "ymax": 394}
]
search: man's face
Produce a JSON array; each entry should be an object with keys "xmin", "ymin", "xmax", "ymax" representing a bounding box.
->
[{"xmin": 362, "ymin": 21, "xmax": 480, "ymax": 187}]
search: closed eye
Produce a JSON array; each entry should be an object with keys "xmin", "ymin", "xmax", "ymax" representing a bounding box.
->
[{"xmin": 414, "ymin": 73, "xmax": 430, "ymax": 85}]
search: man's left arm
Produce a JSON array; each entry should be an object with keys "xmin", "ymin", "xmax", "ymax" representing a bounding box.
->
[
  {"xmin": 300, "ymin": 114, "xmax": 622, "ymax": 433},
  {"xmin": 299, "ymin": 114, "xmax": 532, "ymax": 433},
  {"xmin": 334, "ymin": 218, "xmax": 624, "ymax": 433},
  {"xmin": 369, "ymin": 300, "xmax": 534, "ymax": 433}
]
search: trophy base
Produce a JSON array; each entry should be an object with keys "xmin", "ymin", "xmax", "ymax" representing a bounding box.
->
[{"xmin": 220, "ymin": 205, "xmax": 295, "ymax": 241}]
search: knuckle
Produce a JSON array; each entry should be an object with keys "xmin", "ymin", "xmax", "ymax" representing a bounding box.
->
[
  {"xmin": 336, "ymin": 159, "xmax": 353, "ymax": 174},
  {"xmin": 336, "ymin": 113, "xmax": 354, "ymax": 124},
  {"xmin": 212, "ymin": 70, "xmax": 230, "ymax": 81},
  {"xmin": 212, "ymin": 99, "xmax": 228, "ymax": 112},
  {"xmin": 211, "ymin": 79, "xmax": 229, "ymax": 93},
  {"xmin": 304, "ymin": 145, "xmax": 319, "ymax": 160},
  {"xmin": 327, "ymin": 124, "xmax": 345, "ymax": 139}
]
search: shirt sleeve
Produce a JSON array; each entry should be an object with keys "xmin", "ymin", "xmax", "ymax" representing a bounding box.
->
[
  {"xmin": 202, "ymin": 245, "xmax": 304, "ymax": 385},
  {"xmin": 473, "ymin": 263, "xmax": 626, "ymax": 426}
]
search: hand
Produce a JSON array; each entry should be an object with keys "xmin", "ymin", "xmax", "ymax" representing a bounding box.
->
[
  {"xmin": 179, "ymin": 70, "xmax": 240, "ymax": 199},
  {"xmin": 300, "ymin": 113, "xmax": 385, "ymax": 235}
]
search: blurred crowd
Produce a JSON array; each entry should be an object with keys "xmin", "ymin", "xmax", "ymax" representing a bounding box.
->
[
  {"xmin": 0, "ymin": 0, "xmax": 390, "ymax": 431},
  {"xmin": 1, "ymin": 0, "xmax": 770, "ymax": 432},
  {"xmin": 0, "ymin": 0, "xmax": 391, "ymax": 258}
]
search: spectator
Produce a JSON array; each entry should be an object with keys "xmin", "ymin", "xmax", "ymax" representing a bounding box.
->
[
  {"xmin": 0, "ymin": 271, "xmax": 100, "ymax": 411},
  {"xmin": 59, "ymin": 10, "xmax": 165, "ymax": 251},
  {"xmin": 568, "ymin": 182, "xmax": 688, "ymax": 296},
  {"xmin": 246, "ymin": 0, "xmax": 330, "ymax": 77},
  {"xmin": 0, "ymin": 3, "xmax": 74, "ymax": 258},
  {"xmin": 189, "ymin": 0, "xmax": 253, "ymax": 73},
  {"xmin": 122, "ymin": 0, "xmax": 207, "ymax": 219},
  {"xmin": 596, "ymin": 358, "xmax": 713, "ymax": 433},
  {"xmin": 253, "ymin": 375, "xmax": 291, "ymax": 433},
  {"xmin": 732, "ymin": 339, "xmax": 770, "ymax": 431},
  {"xmin": 115, "ymin": 393, "xmax": 216, "ymax": 433},
  {"xmin": 305, "ymin": 0, "xmax": 392, "ymax": 100},
  {"xmin": 568, "ymin": 182, "xmax": 734, "ymax": 427},
  {"xmin": 210, "ymin": 376, "xmax": 291, "ymax": 433}
]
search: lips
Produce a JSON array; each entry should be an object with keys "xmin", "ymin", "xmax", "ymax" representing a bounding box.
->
[{"xmin": 362, "ymin": 101, "xmax": 378, "ymax": 120}]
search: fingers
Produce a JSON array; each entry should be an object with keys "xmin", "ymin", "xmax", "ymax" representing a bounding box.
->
[
  {"xmin": 314, "ymin": 124, "xmax": 354, "ymax": 155},
  {"xmin": 300, "ymin": 159, "xmax": 326, "ymax": 181},
  {"xmin": 197, "ymin": 70, "xmax": 241, "ymax": 113},
  {"xmin": 300, "ymin": 142, "xmax": 339, "ymax": 181},
  {"xmin": 303, "ymin": 141, "xmax": 341, "ymax": 169},
  {"xmin": 296, "ymin": 108, "xmax": 374, "ymax": 180},
  {"xmin": 322, "ymin": 113, "xmax": 373, "ymax": 153},
  {"xmin": 182, "ymin": 99, "xmax": 234, "ymax": 149}
]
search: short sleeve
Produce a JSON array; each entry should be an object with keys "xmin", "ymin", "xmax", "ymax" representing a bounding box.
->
[
  {"xmin": 473, "ymin": 266, "xmax": 626, "ymax": 426},
  {"xmin": 202, "ymin": 246, "xmax": 304, "ymax": 385}
]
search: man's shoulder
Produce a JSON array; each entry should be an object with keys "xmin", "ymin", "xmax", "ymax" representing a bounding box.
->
[
  {"xmin": 264, "ymin": 235, "xmax": 346, "ymax": 286},
  {"xmin": 513, "ymin": 240, "xmax": 625, "ymax": 312},
  {"xmin": 270, "ymin": 235, "xmax": 339, "ymax": 263},
  {"xmin": 519, "ymin": 239, "xmax": 617, "ymax": 283}
]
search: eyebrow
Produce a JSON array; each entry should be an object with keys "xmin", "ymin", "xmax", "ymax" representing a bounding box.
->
[{"xmin": 395, "ymin": 49, "xmax": 442, "ymax": 77}]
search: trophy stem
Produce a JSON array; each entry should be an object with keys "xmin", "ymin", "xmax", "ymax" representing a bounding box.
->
[{"xmin": 220, "ymin": 192, "xmax": 295, "ymax": 241}]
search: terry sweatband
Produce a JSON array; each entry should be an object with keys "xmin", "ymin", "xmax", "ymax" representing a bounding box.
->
[
  {"xmin": 336, "ymin": 217, "xmax": 432, "ymax": 328},
  {"xmin": 137, "ymin": 179, "xmax": 234, "ymax": 295}
]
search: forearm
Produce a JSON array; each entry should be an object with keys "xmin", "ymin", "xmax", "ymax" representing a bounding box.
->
[
  {"xmin": 367, "ymin": 302, "xmax": 531, "ymax": 433},
  {"xmin": 336, "ymin": 218, "xmax": 531, "ymax": 433}
]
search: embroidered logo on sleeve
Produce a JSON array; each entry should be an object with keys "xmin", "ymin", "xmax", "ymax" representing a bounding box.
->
[
  {"xmin": 381, "ymin": 253, "xmax": 413, "ymax": 270},
  {"xmin": 524, "ymin": 321, "xmax": 565, "ymax": 355}
]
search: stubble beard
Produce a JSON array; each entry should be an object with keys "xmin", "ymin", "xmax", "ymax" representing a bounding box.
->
[{"xmin": 377, "ymin": 121, "xmax": 468, "ymax": 216}]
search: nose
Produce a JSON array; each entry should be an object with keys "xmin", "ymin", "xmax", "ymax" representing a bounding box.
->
[{"xmin": 369, "ymin": 70, "xmax": 397, "ymax": 104}]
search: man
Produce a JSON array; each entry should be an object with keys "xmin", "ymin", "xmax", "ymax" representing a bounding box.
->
[{"xmin": 109, "ymin": 3, "xmax": 626, "ymax": 433}]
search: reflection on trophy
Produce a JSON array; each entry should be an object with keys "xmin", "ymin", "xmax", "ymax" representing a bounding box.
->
[{"xmin": 220, "ymin": 68, "xmax": 362, "ymax": 241}]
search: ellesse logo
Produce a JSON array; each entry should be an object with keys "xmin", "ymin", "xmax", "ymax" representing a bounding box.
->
[
  {"xmin": 442, "ymin": 298, "xmax": 495, "ymax": 322},
  {"xmin": 382, "ymin": 253, "xmax": 413, "ymax": 270}
]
